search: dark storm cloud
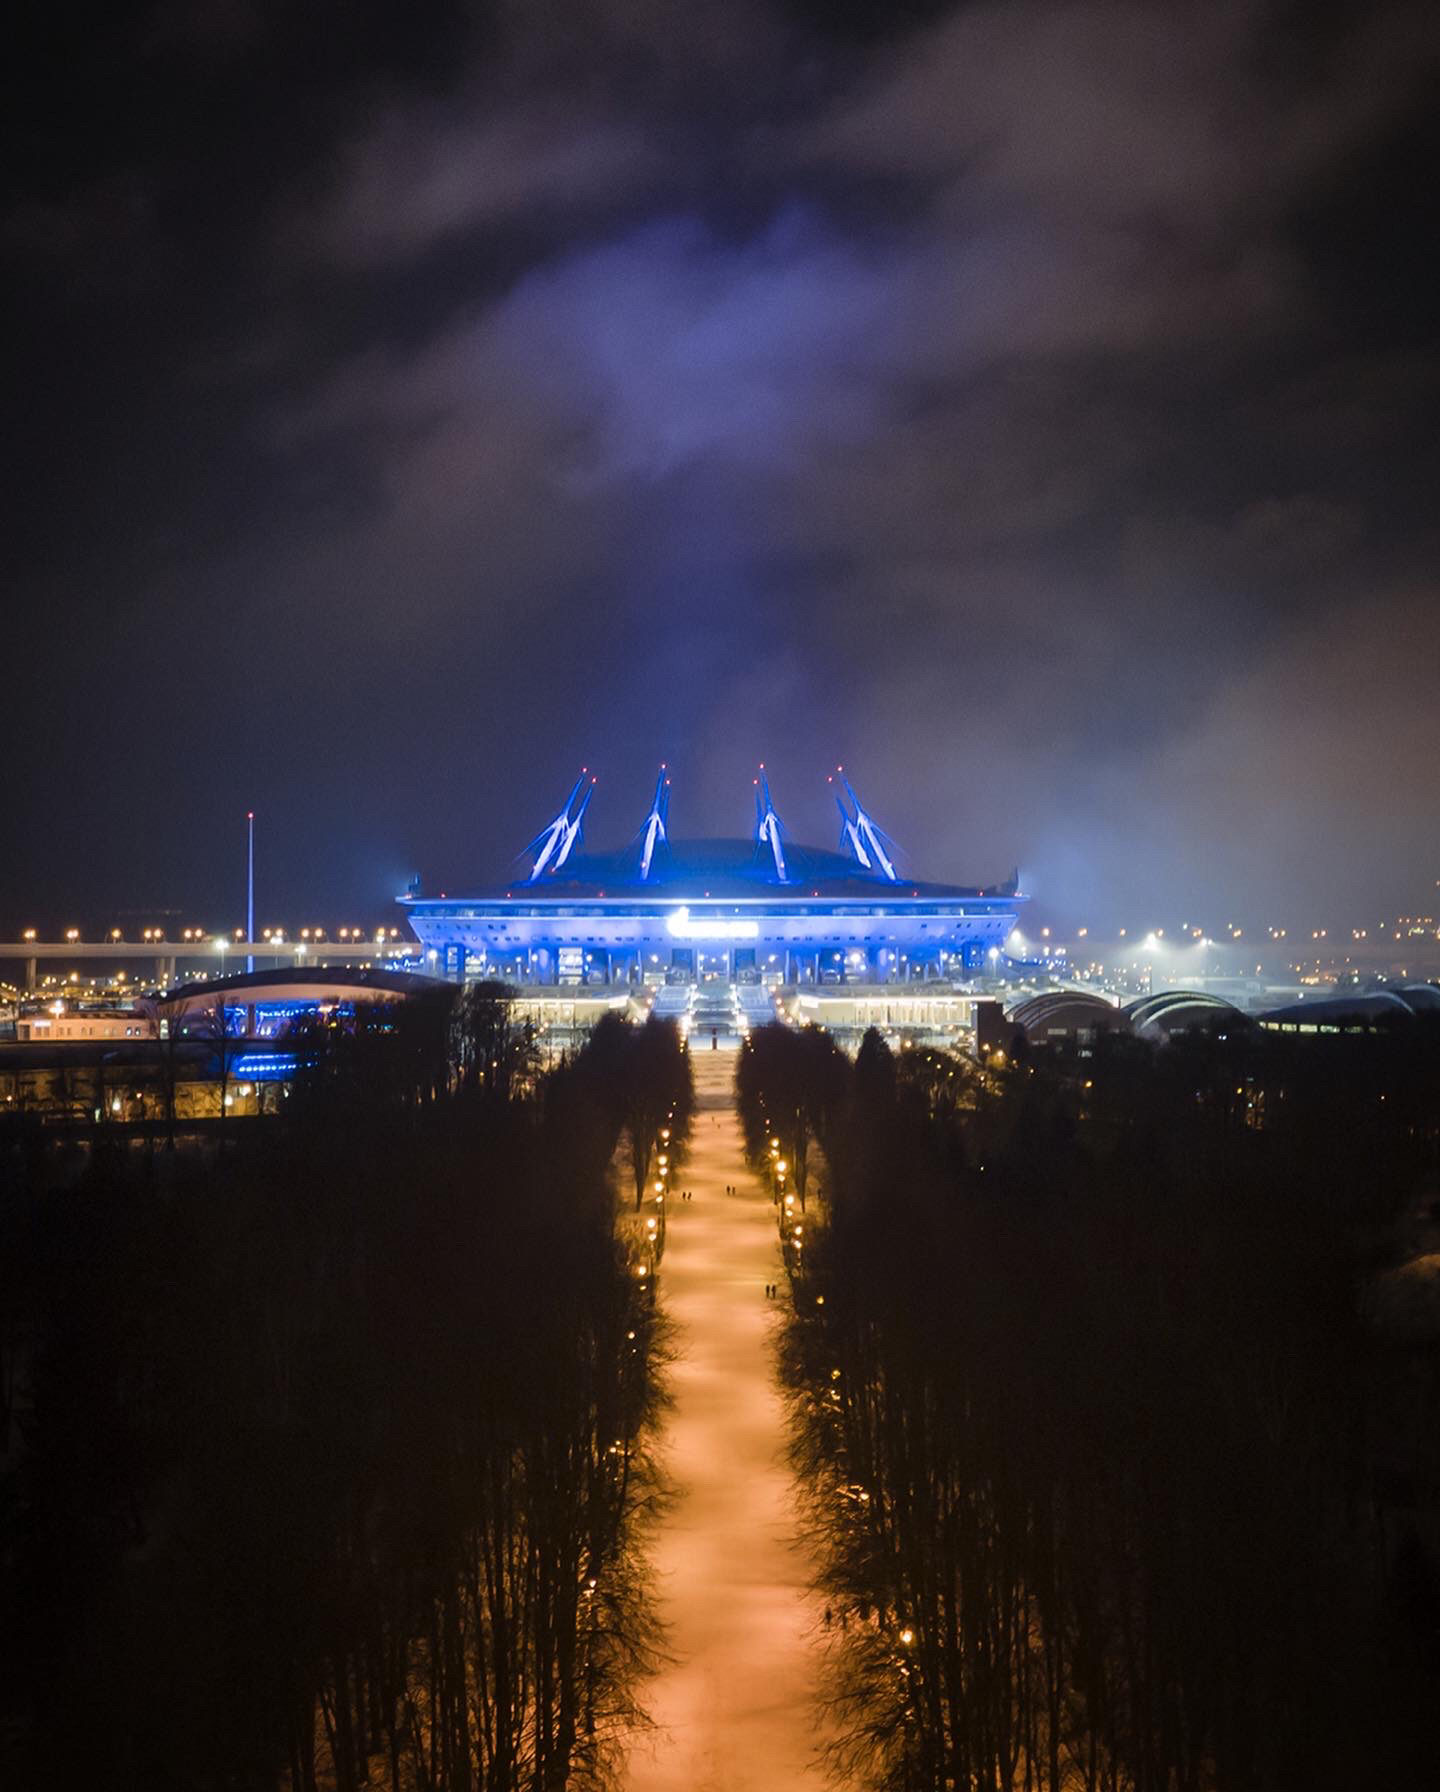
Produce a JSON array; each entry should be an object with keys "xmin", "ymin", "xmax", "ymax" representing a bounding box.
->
[
  {"xmin": 288, "ymin": 101, "xmax": 661, "ymax": 269},
  {"xmin": 3, "ymin": 0, "xmax": 1438, "ymax": 929}
]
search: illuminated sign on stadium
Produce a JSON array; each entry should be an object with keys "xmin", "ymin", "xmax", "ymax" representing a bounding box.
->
[{"xmin": 666, "ymin": 907, "xmax": 761, "ymax": 941}]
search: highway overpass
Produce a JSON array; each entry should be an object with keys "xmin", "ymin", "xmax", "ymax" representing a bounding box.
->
[{"xmin": 0, "ymin": 937, "xmax": 425, "ymax": 991}]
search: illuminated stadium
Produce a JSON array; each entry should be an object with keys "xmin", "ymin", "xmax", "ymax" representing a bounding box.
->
[{"xmin": 401, "ymin": 768, "xmax": 1023, "ymax": 986}]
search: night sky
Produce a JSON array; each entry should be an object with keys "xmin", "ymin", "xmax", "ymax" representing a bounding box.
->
[{"xmin": 6, "ymin": 0, "xmax": 1438, "ymax": 934}]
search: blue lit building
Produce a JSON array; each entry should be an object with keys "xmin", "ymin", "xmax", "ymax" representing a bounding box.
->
[
  {"xmin": 401, "ymin": 769, "xmax": 1023, "ymax": 985},
  {"xmin": 157, "ymin": 966, "xmax": 434, "ymax": 1036}
]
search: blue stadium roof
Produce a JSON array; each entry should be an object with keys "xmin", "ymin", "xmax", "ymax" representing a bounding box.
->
[
  {"xmin": 461, "ymin": 768, "xmax": 1023, "ymax": 908},
  {"xmin": 474, "ymin": 837, "xmax": 1019, "ymax": 904}
]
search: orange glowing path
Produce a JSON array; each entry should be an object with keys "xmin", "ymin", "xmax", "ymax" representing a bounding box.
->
[{"xmin": 625, "ymin": 1048, "xmax": 830, "ymax": 1792}]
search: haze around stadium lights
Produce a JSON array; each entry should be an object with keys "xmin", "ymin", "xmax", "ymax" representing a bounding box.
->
[{"xmin": 665, "ymin": 906, "xmax": 760, "ymax": 940}]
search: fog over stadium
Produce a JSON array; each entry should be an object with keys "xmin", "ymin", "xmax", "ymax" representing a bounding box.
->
[{"xmin": 5, "ymin": 1, "xmax": 1439, "ymax": 934}]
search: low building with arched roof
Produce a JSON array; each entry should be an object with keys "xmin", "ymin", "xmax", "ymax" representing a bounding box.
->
[
  {"xmin": 1004, "ymin": 990, "xmax": 1129, "ymax": 1045},
  {"xmin": 1260, "ymin": 984, "xmax": 1440, "ymax": 1032},
  {"xmin": 1124, "ymin": 990, "xmax": 1251, "ymax": 1041}
]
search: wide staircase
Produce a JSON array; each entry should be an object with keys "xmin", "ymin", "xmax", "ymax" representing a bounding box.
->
[
  {"xmin": 651, "ymin": 985, "xmax": 693, "ymax": 1023},
  {"xmin": 652, "ymin": 979, "xmax": 782, "ymax": 1044},
  {"xmin": 736, "ymin": 984, "xmax": 781, "ymax": 1031},
  {"xmin": 690, "ymin": 979, "xmax": 740, "ymax": 1046}
]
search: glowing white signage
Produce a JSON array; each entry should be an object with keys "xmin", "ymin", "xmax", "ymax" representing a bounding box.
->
[{"xmin": 665, "ymin": 906, "xmax": 759, "ymax": 941}]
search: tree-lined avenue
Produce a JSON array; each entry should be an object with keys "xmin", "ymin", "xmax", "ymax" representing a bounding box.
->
[{"xmin": 626, "ymin": 1048, "xmax": 829, "ymax": 1792}]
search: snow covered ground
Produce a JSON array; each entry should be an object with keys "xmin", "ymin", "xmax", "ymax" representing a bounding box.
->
[{"xmin": 625, "ymin": 1047, "xmax": 831, "ymax": 1791}]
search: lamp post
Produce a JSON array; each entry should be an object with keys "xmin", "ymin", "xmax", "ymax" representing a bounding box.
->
[{"xmin": 246, "ymin": 811, "xmax": 255, "ymax": 975}]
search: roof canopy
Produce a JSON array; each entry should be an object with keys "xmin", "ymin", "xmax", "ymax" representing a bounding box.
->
[{"xmin": 478, "ymin": 837, "xmax": 1015, "ymax": 903}]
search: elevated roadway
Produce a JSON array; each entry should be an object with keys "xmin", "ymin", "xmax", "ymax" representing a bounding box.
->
[{"xmin": 0, "ymin": 937, "xmax": 424, "ymax": 990}]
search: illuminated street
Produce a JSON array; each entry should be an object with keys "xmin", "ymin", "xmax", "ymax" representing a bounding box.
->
[{"xmin": 627, "ymin": 1045, "xmax": 830, "ymax": 1792}]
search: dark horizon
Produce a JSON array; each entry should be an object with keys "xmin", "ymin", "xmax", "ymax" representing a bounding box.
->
[{"xmin": 5, "ymin": 2, "xmax": 1439, "ymax": 934}]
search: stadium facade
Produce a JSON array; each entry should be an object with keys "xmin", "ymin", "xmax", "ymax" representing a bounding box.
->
[{"xmin": 401, "ymin": 769, "xmax": 1023, "ymax": 986}]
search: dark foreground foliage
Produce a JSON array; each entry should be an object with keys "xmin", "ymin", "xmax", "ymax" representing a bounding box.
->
[
  {"xmin": 581, "ymin": 1012, "xmax": 697, "ymax": 1207},
  {"xmin": 0, "ymin": 989, "xmax": 693, "ymax": 1791},
  {"xmin": 741, "ymin": 1020, "xmax": 1440, "ymax": 1791}
]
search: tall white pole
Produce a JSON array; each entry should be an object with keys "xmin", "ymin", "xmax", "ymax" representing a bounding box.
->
[{"xmin": 246, "ymin": 811, "xmax": 255, "ymax": 975}]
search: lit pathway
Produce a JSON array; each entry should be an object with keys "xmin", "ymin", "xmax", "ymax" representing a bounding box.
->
[{"xmin": 626, "ymin": 1047, "xmax": 830, "ymax": 1792}]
